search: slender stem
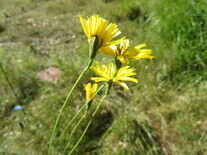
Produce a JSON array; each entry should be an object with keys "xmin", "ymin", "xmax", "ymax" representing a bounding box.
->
[
  {"xmin": 60, "ymin": 84, "xmax": 105, "ymax": 138},
  {"xmin": 62, "ymin": 83, "xmax": 105, "ymax": 152},
  {"xmin": 69, "ymin": 118, "xmax": 93, "ymax": 155},
  {"xmin": 48, "ymin": 64, "xmax": 90, "ymax": 154},
  {"xmin": 114, "ymin": 59, "xmax": 122, "ymax": 78},
  {"xmin": 68, "ymin": 84, "xmax": 111, "ymax": 155},
  {"xmin": 48, "ymin": 35, "xmax": 98, "ymax": 154},
  {"xmin": 0, "ymin": 63, "xmax": 16, "ymax": 96},
  {"xmin": 63, "ymin": 111, "xmax": 86, "ymax": 154}
]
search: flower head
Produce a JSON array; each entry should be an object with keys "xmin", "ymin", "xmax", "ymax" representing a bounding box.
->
[
  {"xmin": 100, "ymin": 39, "xmax": 154, "ymax": 64},
  {"xmin": 91, "ymin": 62, "xmax": 138, "ymax": 91},
  {"xmin": 84, "ymin": 83, "xmax": 98, "ymax": 101},
  {"xmin": 79, "ymin": 15, "xmax": 123, "ymax": 48}
]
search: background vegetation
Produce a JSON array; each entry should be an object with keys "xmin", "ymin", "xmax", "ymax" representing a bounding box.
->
[{"xmin": 0, "ymin": 0, "xmax": 207, "ymax": 154}]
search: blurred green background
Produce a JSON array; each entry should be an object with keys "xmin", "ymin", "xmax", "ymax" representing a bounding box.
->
[{"xmin": 0, "ymin": 0, "xmax": 207, "ymax": 154}]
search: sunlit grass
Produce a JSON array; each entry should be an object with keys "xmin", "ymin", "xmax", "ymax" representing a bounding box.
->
[{"xmin": 0, "ymin": 0, "xmax": 207, "ymax": 154}]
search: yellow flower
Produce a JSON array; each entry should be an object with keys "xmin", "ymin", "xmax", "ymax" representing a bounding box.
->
[
  {"xmin": 100, "ymin": 39, "xmax": 154, "ymax": 64},
  {"xmin": 79, "ymin": 15, "xmax": 123, "ymax": 48},
  {"xmin": 90, "ymin": 62, "xmax": 138, "ymax": 91},
  {"xmin": 84, "ymin": 83, "xmax": 98, "ymax": 101}
]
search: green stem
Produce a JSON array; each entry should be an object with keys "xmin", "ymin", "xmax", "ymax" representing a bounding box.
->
[
  {"xmin": 62, "ymin": 83, "xmax": 105, "ymax": 152},
  {"xmin": 48, "ymin": 63, "xmax": 91, "ymax": 154},
  {"xmin": 63, "ymin": 111, "xmax": 87, "ymax": 154},
  {"xmin": 60, "ymin": 84, "xmax": 105, "ymax": 139},
  {"xmin": 0, "ymin": 63, "xmax": 16, "ymax": 96},
  {"xmin": 114, "ymin": 59, "xmax": 122, "ymax": 78},
  {"xmin": 68, "ymin": 84, "xmax": 111, "ymax": 155},
  {"xmin": 48, "ymin": 35, "xmax": 98, "ymax": 154}
]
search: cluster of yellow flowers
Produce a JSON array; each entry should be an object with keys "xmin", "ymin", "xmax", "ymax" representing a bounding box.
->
[
  {"xmin": 49, "ymin": 15, "xmax": 154, "ymax": 154},
  {"xmin": 48, "ymin": 15, "xmax": 153, "ymax": 154},
  {"xmin": 80, "ymin": 15, "xmax": 154, "ymax": 102}
]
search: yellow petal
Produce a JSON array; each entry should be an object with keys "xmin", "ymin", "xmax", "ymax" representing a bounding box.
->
[
  {"xmin": 92, "ymin": 83, "xmax": 98, "ymax": 92},
  {"xmin": 104, "ymin": 36, "xmax": 126, "ymax": 47},
  {"xmin": 117, "ymin": 77, "xmax": 138, "ymax": 83},
  {"xmin": 140, "ymin": 49, "xmax": 152, "ymax": 54},
  {"xmin": 99, "ymin": 45, "xmax": 117, "ymax": 57},
  {"xmin": 91, "ymin": 77, "xmax": 109, "ymax": 82},
  {"xmin": 79, "ymin": 15, "xmax": 89, "ymax": 39},
  {"xmin": 127, "ymin": 48, "xmax": 139, "ymax": 58},
  {"xmin": 133, "ymin": 55, "xmax": 154, "ymax": 60},
  {"xmin": 85, "ymin": 83, "xmax": 98, "ymax": 101},
  {"xmin": 79, "ymin": 15, "xmax": 122, "ymax": 48},
  {"xmin": 114, "ymin": 80, "xmax": 129, "ymax": 91},
  {"xmin": 135, "ymin": 43, "xmax": 146, "ymax": 49}
]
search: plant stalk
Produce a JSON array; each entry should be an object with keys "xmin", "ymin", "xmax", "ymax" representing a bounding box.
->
[{"xmin": 68, "ymin": 83, "xmax": 111, "ymax": 155}]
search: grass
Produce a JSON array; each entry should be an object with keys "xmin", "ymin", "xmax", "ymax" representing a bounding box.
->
[{"xmin": 0, "ymin": 0, "xmax": 207, "ymax": 154}]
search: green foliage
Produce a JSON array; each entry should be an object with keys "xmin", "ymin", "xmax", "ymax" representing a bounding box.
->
[
  {"xmin": 0, "ymin": 0, "xmax": 207, "ymax": 154},
  {"xmin": 154, "ymin": 0, "xmax": 207, "ymax": 82}
]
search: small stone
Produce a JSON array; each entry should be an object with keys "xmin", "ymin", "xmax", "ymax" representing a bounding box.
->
[{"xmin": 37, "ymin": 67, "xmax": 62, "ymax": 83}]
